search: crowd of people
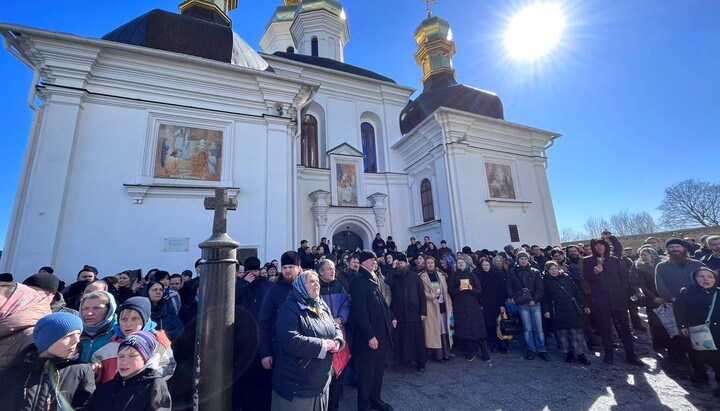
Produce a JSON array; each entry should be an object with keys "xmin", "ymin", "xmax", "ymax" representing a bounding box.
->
[{"xmin": 1, "ymin": 231, "xmax": 719, "ymax": 410}]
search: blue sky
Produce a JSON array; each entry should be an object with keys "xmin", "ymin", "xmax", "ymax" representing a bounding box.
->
[{"xmin": 1, "ymin": 0, "xmax": 718, "ymax": 249}]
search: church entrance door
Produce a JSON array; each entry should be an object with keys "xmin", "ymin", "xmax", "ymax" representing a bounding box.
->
[{"xmin": 333, "ymin": 230, "xmax": 364, "ymax": 253}]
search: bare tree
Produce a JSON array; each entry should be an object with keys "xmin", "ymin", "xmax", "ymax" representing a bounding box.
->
[
  {"xmin": 608, "ymin": 210, "xmax": 658, "ymax": 236},
  {"xmin": 559, "ymin": 227, "xmax": 584, "ymax": 243},
  {"xmin": 583, "ymin": 216, "xmax": 610, "ymax": 238},
  {"xmin": 659, "ymin": 179, "xmax": 720, "ymax": 228}
]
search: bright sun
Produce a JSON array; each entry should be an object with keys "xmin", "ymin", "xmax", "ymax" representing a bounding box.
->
[{"xmin": 504, "ymin": 3, "xmax": 565, "ymax": 61}]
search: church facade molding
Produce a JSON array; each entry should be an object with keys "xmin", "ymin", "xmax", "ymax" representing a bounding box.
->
[{"xmin": 123, "ymin": 184, "xmax": 240, "ymax": 205}]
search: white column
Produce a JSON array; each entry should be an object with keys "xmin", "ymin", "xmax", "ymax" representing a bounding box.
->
[
  {"xmin": 309, "ymin": 190, "xmax": 331, "ymax": 241},
  {"xmin": 367, "ymin": 192, "xmax": 388, "ymax": 234},
  {"xmin": 9, "ymin": 89, "xmax": 86, "ymax": 277}
]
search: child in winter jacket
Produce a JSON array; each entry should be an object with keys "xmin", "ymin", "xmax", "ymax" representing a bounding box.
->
[{"xmin": 87, "ymin": 331, "xmax": 171, "ymax": 411}]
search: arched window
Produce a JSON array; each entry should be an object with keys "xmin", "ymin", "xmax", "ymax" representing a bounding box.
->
[
  {"xmin": 301, "ymin": 114, "xmax": 318, "ymax": 167},
  {"xmin": 311, "ymin": 37, "xmax": 319, "ymax": 57},
  {"xmin": 421, "ymin": 179, "xmax": 435, "ymax": 222},
  {"xmin": 361, "ymin": 122, "xmax": 377, "ymax": 173},
  {"xmin": 286, "ymin": 46, "xmax": 295, "ymax": 54}
]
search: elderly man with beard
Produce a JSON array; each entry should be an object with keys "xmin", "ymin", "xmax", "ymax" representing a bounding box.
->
[
  {"xmin": 700, "ymin": 235, "xmax": 720, "ymax": 272},
  {"xmin": 385, "ymin": 254, "xmax": 426, "ymax": 372},
  {"xmin": 583, "ymin": 238, "xmax": 644, "ymax": 366},
  {"xmin": 350, "ymin": 251, "xmax": 396, "ymax": 411},
  {"xmin": 655, "ymin": 238, "xmax": 708, "ymax": 374}
]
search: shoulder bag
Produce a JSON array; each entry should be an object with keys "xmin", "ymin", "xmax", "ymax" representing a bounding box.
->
[{"xmin": 689, "ymin": 291, "xmax": 718, "ymax": 351}]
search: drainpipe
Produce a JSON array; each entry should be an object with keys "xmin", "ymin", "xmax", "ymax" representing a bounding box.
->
[{"xmin": 1, "ymin": 31, "xmax": 42, "ymax": 272}]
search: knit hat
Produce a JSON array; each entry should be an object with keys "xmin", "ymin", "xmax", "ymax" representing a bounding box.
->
[
  {"xmin": 119, "ymin": 331, "xmax": 157, "ymax": 363},
  {"xmin": 23, "ymin": 272, "xmax": 60, "ymax": 294},
  {"xmin": 359, "ymin": 250, "xmax": 377, "ymax": 263},
  {"xmin": 39, "ymin": 266, "xmax": 54, "ymax": 274},
  {"xmin": 665, "ymin": 238, "xmax": 687, "ymax": 249},
  {"xmin": 280, "ymin": 251, "xmax": 301, "ymax": 267},
  {"xmin": 118, "ymin": 297, "xmax": 152, "ymax": 327},
  {"xmin": 33, "ymin": 312, "xmax": 84, "ymax": 354},
  {"xmin": 395, "ymin": 254, "xmax": 408, "ymax": 263},
  {"xmin": 244, "ymin": 256, "xmax": 261, "ymax": 271},
  {"xmin": 516, "ymin": 251, "xmax": 530, "ymax": 260}
]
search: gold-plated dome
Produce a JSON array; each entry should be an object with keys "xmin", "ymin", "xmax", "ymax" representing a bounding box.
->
[
  {"xmin": 268, "ymin": 4, "xmax": 299, "ymax": 25},
  {"xmin": 414, "ymin": 15, "xmax": 452, "ymax": 46},
  {"xmin": 294, "ymin": 0, "xmax": 345, "ymax": 19}
]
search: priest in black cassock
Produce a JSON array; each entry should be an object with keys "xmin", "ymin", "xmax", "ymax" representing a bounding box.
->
[{"xmin": 385, "ymin": 254, "xmax": 427, "ymax": 371}]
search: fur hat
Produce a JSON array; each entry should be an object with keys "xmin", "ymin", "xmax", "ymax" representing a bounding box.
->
[
  {"xmin": 23, "ymin": 272, "xmax": 60, "ymax": 294},
  {"xmin": 243, "ymin": 256, "xmax": 261, "ymax": 271},
  {"xmin": 395, "ymin": 254, "xmax": 408, "ymax": 263},
  {"xmin": 280, "ymin": 251, "xmax": 301, "ymax": 267},
  {"xmin": 359, "ymin": 250, "xmax": 377, "ymax": 263},
  {"xmin": 665, "ymin": 238, "xmax": 687, "ymax": 249},
  {"xmin": 33, "ymin": 312, "xmax": 83, "ymax": 354}
]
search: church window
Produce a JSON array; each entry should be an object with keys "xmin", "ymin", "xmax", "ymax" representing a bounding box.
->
[
  {"xmin": 361, "ymin": 122, "xmax": 377, "ymax": 173},
  {"xmin": 287, "ymin": 46, "xmax": 295, "ymax": 54},
  {"xmin": 509, "ymin": 225, "xmax": 520, "ymax": 242},
  {"xmin": 311, "ymin": 37, "xmax": 319, "ymax": 57},
  {"xmin": 420, "ymin": 179, "xmax": 435, "ymax": 222},
  {"xmin": 301, "ymin": 114, "xmax": 319, "ymax": 167}
]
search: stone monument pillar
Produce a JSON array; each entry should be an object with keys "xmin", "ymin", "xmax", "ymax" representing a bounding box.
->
[{"xmin": 195, "ymin": 188, "xmax": 240, "ymax": 410}]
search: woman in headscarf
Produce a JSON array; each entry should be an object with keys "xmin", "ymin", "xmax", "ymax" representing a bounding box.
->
[
  {"xmin": 448, "ymin": 258, "xmax": 489, "ymax": 362},
  {"xmin": 0, "ymin": 282, "xmax": 52, "ymax": 371},
  {"xmin": 145, "ymin": 281, "xmax": 183, "ymax": 341},
  {"xmin": 272, "ymin": 270, "xmax": 344, "ymax": 411},
  {"xmin": 633, "ymin": 246, "xmax": 669, "ymax": 352},
  {"xmin": 675, "ymin": 267, "xmax": 720, "ymax": 396},
  {"xmin": 78, "ymin": 290, "xmax": 117, "ymax": 364},
  {"xmin": 481, "ymin": 257, "xmax": 509, "ymax": 353}
]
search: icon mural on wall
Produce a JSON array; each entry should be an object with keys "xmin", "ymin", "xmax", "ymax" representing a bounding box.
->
[
  {"xmin": 336, "ymin": 163, "xmax": 358, "ymax": 206},
  {"xmin": 154, "ymin": 124, "xmax": 223, "ymax": 181},
  {"xmin": 485, "ymin": 162, "xmax": 516, "ymax": 199}
]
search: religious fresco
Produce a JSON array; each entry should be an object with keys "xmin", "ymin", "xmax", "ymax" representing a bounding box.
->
[
  {"xmin": 154, "ymin": 124, "xmax": 223, "ymax": 181},
  {"xmin": 336, "ymin": 163, "xmax": 358, "ymax": 206},
  {"xmin": 485, "ymin": 162, "xmax": 516, "ymax": 199}
]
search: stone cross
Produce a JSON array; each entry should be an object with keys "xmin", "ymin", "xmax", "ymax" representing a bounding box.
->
[{"xmin": 204, "ymin": 188, "xmax": 237, "ymax": 234}]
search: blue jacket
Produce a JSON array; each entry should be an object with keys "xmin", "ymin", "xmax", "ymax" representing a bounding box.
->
[
  {"xmin": 272, "ymin": 288, "xmax": 343, "ymax": 401},
  {"xmin": 236, "ymin": 276, "xmax": 272, "ymax": 319},
  {"xmin": 258, "ymin": 281, "xmax": 293, "ymax": 358},
  {"xmin": 319, "ymin": 279, "xmax": 350, "ymax": 325},
  {"xmin": 79, "ymin": 320, "xmax": 117, "ymax": 363}
]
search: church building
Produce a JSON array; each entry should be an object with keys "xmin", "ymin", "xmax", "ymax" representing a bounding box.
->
[{"xmin": 0, "ymin": 0, "xmax": 560, "ymax": 281}]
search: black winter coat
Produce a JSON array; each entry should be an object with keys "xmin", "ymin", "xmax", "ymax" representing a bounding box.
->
[
  {"xmin": 385, "ymin": 269, "xmax": 426, "ymax": 322},
  {"xmin": 542, "ymin": 274, "xmax": 587, "ymax": 329},
  {"xmin": 675, "ymin": 285, "xmax": 720, "ymax": 344},
  {"xmin": 0, "ymin": 345, "xmax": 95, "ymax": 411},
  {"xmin": 235, "ymin": 275, "xmax": 271, "ymax": 319},
  {"xmin": 350, "ymin": 267, "xmax": 395, "ymax": 352},
  {"xmin": 258, "ymin": 281, "xmax": 293, "ymax": 358},
  {"xmin": 583, "ymin": 249, "xmax": 630, "ymax": 311},
  {"xmin": 86, "ymin": 368, "xmax": 171, "ymax": 411},
  {"xmin": 505, "ymin": 264, "xmax": 544, "ymax": 304},
  {"xmin": 448, "ymin": 270, "xmax": 486, "ymax": 340},
  {"xmin": 478, "ymin": 267, "xmax": 506, "ymax": 324}
]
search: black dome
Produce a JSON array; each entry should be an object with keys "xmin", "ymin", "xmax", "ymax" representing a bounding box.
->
[{"xmin": 400, "ymin": 72, "xmax": 504, "ymax": 135}]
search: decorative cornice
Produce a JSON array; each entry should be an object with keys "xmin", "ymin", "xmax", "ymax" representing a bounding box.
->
[
  {"xmin": 123, "ymin": 184, "xmax": 239, "ymax": 204},
  {"xmin": 485, "ymin": 200, "xmax": 532, "ymax": 213}
]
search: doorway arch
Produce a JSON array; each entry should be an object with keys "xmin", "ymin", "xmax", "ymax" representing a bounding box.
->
[
  {"xmin": 327, "ymin": 218, "xmax": 374, "ymax": 253},
  {"xmin": 332, "ymin": 230, "xmax": 363, "ymax": 253}
]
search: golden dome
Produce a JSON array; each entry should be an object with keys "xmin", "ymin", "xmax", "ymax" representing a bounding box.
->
[
  {"xmin": 414, "ymin": 16, "xmax": 452, "ymax": 46},
  {"xmin": 294, "ymin": 0, "xmax": 345, "ymax": 19},
  {"xmin": 268, "ymin": 4, "xmax": 299, "ymax": 25}
]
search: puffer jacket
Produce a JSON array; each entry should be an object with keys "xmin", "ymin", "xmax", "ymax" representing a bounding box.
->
[
  {"xmin": 0, "ymin": 345, "xmax": 95, "ymax": 410},
  {"xmin": 542, "ymin": 273, "xmax": 587, "ymax": 329},
  {"xmin": 86, "ymin": 366, "xmax": 171, "ymax": 411},
  {"xmin": 272, "ymin": 287, "xmax": 343, "ymax": 401},
  {"xmin": 505, "ymin": 263, "xmax": 544, "ymax": 304},
  {"xmin": 79, "ymin": 321, "xmax": 117, "ymax": 363},
  {"xmin": 92, "ymin": 328, "xmax": 175, "ymax": 384},
  {"xmin": 319, "ymin": 278, "xmax": 350, "ymax": 324},
  {"xmin": 0, "ymin": 283, "xmax": 51, "ymax": 371}
]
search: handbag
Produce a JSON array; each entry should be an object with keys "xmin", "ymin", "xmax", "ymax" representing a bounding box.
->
[
  {"xmin": 653, "ymin": 303, "xmax": 679, "ymax": 338},
  {"xmin": 689, "ymin": 291, "xmax": 718, "ymax": 351},
  {"xmin": 511, "ymin": 272, "xmax": 533, "ymax": 305},
  {"xmin": 332, "ymin": 324, "xmax": 352, "ymax": 376},
  {"xmin": 499, "ymin": 313, "xmax": 522, "ymax": 336},
  {"xmin": 496, "ymin": 313, "xmax": 513, "ymax": 340}
]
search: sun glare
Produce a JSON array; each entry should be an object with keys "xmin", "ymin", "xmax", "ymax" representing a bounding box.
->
[{"xmin": 504, "ymin": 2, "xmax": 565, "ymax": 61}]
